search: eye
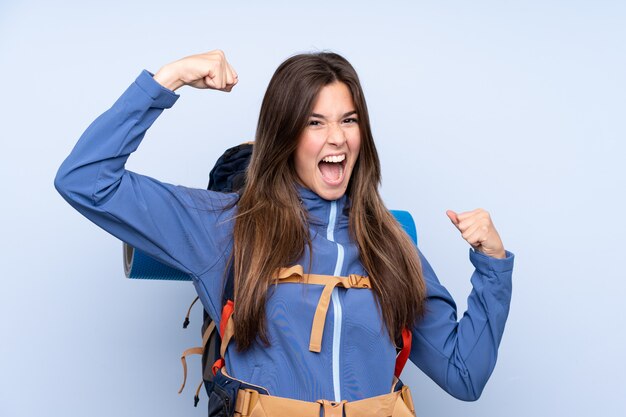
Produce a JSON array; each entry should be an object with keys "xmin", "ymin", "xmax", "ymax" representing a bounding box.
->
[
  {"xmin": 308, "ymin": 120, "xmax": 322, "ymax": 126},
  {"xmin": 343, "ymin": 118, "xmax": 358, "ymax": 124}
]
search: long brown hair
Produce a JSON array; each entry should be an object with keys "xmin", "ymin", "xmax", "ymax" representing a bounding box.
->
[{"xmin": 232, "ymin": 52, "xmax": 426, "ymax": 351}]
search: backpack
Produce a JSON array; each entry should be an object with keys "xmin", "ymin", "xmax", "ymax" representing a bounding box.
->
[
  {"xmin": 124, "ymin": 142, "xmax": 416, "ymax": 410},
  {"xmin": 178, "ymin": 142, "xmax": 254, "ymax": 407}
]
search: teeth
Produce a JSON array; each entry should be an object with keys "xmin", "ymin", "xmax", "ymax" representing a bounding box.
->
[{"xmin": 322, "ymin": 154, "xmax": 346, "ymax": 163}]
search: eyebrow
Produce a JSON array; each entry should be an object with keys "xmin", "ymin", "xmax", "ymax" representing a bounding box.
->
[{"xmin": 310, "ymin": 110, "xmax": 357, "ymax": 119}]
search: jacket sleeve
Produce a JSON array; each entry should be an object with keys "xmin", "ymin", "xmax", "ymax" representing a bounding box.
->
[
  {"xmin": 409, "ymin": 248, "xmax": 514, "ymax": 401},
  {"xmin": 54, "ymin": 70, "xmax": 235, "ymax": 277}
]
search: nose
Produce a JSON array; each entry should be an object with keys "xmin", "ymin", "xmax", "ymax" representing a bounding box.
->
[{"xmin": 326, "ymin": 122, "xmax": 346, "ymax": 147}]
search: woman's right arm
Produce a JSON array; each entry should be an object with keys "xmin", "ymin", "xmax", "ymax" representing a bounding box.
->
[{"xmin": 54, "ymin": 51, "xmax": 239, "ymax": 277}]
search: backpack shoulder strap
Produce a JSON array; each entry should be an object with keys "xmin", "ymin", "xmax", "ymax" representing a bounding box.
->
[
  {"xmin": 390, "ymin": 210, "xmax": 417, "ymax": 378},
  {"xmin": 223, "ymin": 265, "xmax": 235, "ymax": 305}
]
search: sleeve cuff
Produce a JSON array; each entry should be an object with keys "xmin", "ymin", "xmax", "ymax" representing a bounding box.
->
[
  {"xmin": 133, "ymin": 69, "xmax": 180, "ymax": 109},
  {"xmin": 469, "ymin": 248, "xmax": 514, "ymax": 274}
]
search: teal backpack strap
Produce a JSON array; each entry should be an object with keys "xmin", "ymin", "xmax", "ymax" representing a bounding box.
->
[
  {"xmin": 125, "ymin": 210, "xmax": 418, "ymax": 280},
  {"xmin": 390, "ymin": 210, "xmax": 418, "ymax": 246}
]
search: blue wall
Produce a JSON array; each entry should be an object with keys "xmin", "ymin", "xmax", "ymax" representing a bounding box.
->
[{"xmin": 1, "ymin": 1, "xmax": 625, "ymax": 416}]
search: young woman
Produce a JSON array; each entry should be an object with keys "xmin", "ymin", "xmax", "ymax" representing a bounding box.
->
[{"xmin": 55, "ymin": 50, "xmax": 514, "ymax": 416}]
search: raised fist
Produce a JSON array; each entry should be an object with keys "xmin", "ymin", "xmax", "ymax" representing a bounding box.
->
[
  {"xmin": 153, "ymin": 49, "xmax": 238, "ymax": 92},
  {"xmin": 446, "ymin": 209, "xmax": 506, "ymax": 259}
]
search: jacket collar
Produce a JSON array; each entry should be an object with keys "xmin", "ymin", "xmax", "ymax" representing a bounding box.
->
[{"xmin": 296, "ymin": 184, "xmax": 350, "ymax": 228}]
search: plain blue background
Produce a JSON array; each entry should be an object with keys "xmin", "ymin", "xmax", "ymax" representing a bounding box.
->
[{"xmin": 1, "ymin": 1, "xmax": 625, "ymax": 416}]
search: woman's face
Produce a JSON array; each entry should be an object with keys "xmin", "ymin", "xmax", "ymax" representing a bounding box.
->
[{"xmin": 294, "ymin": 81, "xmax": 361, "ymax": 201}]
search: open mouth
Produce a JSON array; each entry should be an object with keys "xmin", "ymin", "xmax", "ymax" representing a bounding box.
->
[{"xmin": 318, "ymin": 154, "xmax": 347, "ymax": 185}]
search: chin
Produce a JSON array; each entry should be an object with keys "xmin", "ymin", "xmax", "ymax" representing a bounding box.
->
[{"xmin": 314, "ymin": 183, "xmax": 348, "ymax": 201}]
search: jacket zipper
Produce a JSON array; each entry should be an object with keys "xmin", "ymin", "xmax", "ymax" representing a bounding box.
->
[{"xmin": 327, "ymin": 200, "xmax": 344, "ymax": 402}]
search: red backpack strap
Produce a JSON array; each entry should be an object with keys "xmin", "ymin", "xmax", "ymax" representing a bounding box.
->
[
  {"xmin": 211, "ymin": 300, "xmax": 235, "ymax": 375},
  {"xmin": 394, "ymin": 328, "xmax": 412, "ymax": 378},
  {"xmin": 220, "ymin": 300, "xmax": 235, "ymax": 336}
]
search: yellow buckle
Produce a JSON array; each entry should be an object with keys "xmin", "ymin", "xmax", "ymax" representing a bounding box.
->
[{"xmin": 235, "ymin": 389, "xmax": 259, "ymax": 417}]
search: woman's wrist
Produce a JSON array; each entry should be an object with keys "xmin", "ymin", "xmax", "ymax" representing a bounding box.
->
[
  {"xmin": 476, "ymin": 247, "xmax": 507, "ymax": 259},
  {"xmin": 153, "ymin": 63, "xmax": 185, "ymax": 92}
]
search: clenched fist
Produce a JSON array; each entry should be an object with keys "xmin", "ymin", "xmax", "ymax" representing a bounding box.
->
[
  {"xmin": 153, "ymin": 50, "xmax": 238, "ymax": 92},
  {"xmin": 446, "ymin": 209, "xmax": 506, "ymax": 259}
]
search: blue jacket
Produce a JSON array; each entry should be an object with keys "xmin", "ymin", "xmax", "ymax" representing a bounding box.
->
[{"xmin": 54, "ymin": 70, "xmax": 514, "ymax": 403}]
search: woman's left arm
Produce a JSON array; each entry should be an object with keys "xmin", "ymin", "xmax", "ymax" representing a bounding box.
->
[{"xmin": 409, "ymin": 209, "xmax": 514, "ymax": 401}]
